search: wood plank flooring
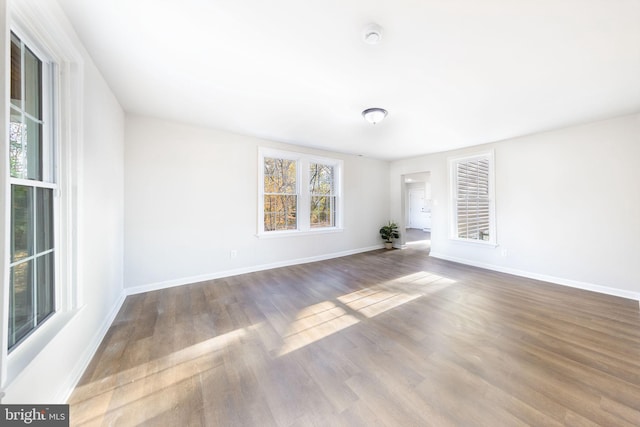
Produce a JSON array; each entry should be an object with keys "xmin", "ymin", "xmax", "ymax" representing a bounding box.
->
[{"xmin": 68, "ymin": 243, "xmax": 640, "ymax": 426}]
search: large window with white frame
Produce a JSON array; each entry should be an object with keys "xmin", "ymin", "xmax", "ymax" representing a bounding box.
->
[
  {"xmin": 8, "ymin": 32, "xmax": 56, "ymax": 351},
  {"xmin": 309, "ymin": 162, "xmax": 337, "ymax": 228},
  {"xmin": 258, "ymin": 148, "xmax": 343, "ymax": 235},
  {"xmin": 2, "ymin": 4, "xmax": 83, "ymax": 388},
  {"xmin": 449, "ymin": 151, "xmax": 496, "ymax": 245}
]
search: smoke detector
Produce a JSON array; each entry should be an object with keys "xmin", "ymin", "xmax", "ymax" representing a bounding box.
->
[{"xmin": 363, "ymin": 23, "xmax": 383, "ymax": 44}]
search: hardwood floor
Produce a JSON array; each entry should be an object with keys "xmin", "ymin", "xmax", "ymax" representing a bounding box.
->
[
  {"xmin": 404, "ymin": 227, "xmax": 430, "ymax": 243},
  {"xmin": 68, "ymin": 246, "xmax": 640, "ymax": 426}
]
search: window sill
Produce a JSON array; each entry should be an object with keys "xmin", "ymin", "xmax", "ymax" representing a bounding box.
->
[
  {"xmin": 5, "ymin": 308, "xmax": 81, "ymax": 387},
  {"xmin": 256, "ymin": 227, "xmax": 344, "ymax": 239},
  {"xmin": 449, "ymin": 237, "xmax": 498, "ymax": 248}
]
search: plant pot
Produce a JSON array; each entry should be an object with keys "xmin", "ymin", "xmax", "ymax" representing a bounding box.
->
[{"xmin": 384, "ymin": 242, "xmax": 393, "ymax": 249}]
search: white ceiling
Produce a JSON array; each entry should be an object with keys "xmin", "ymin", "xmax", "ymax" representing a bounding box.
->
[{"xmin": 57, "ymin": 0, "xmax": 640, "ymax": 160}]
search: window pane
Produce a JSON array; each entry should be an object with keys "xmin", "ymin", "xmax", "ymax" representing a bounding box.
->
[
  {"xmin": 310, "ymin": 196, "xmax": 335, "ymax": 228},
  {"xmin": 9, "ymin": 112, "xmax": 42, "ymax": 180},
  {"xmin": 36, "ymin": 188, "xmax": 54, "ymax": 252},
  {"xmin": 25, "ymin": 116, "xmax": 43, "ymax": 180},
  {"xmin": 263, "ymin": 156, "xmax": 298, "ymax": 231},
  {"xmin": 9, "ymin": 260, "xmax": 34, "ymax": 349},
  {"xmin": 309, "ymin": 163, "xmax": 334, "ymax": 195},
  {"xmin": 9, "ymin": 109, "xmax": 27, "ymax": 179},
  {"xmin": 24, "ymin": 46, "xmax": 42, "ymax": 120},
  {"xmin": 264, "ymin": 195, "xmax": 297, "ymax": 231},
  {"xmin": 36, "ymin": 253, "xmax": 55, "ymax": 323},
  {"xmin": 264, "ymin": 158, "xmax": 296, "ymax": 194},
  {"xmin": 310, "ymin": 163, "xmax": 335, "ymax": 228},
  {"xmin": 11, "ymin": 185, "xmax": 34, "ymax": 262},
  {"xmin": 11, "ymin": 35, "xmax": 22, "ymax": 108}
]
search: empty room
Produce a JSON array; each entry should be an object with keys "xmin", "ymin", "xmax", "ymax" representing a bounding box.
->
[{"xmin": 1, "ymin": 0, "xmax": 639, "ymax": 425}]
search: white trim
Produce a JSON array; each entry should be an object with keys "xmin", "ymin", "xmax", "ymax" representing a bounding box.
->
[
  {"xmin": 5, "ymin": 27, "xmax": 61, "ymax": 367},
  {"xmin": 1, "ymin": 0, "xmax": 11, "ymax": 384},
  {"xmin": 9, "ymin": 178, "xmax": 57, "ymax": 189},
  {"xmin": 429, "ymin": 251, "xmax": 640, "ymax": 302},
  {"xmin": 258, "ymin": 147, "xmax": 344, "ymax": 236},
  {"xmin": 448, "ymin": 149, "xmax": 496, "ymax": 246},
  {"xmin": 10, "ymin": 0, "xmax": 84, "ymax": 309},
  {"xmin": 125, "ymin": 245, "xmax": 381, "ymax": 296},
  {"xmin": 4, "ymin": 309, "xmax": 75, "ymax": 387},
  {"xmin": 449, "ymin": 238, "xmax": 498, "ymax": 249},
  {"xmin": 56, "ymin": 293, "xmax": 126, "ymax": 403},
  {"xmin": 1, "ymin": 0, "xmax": 84, "ymax": 391},
  {"xmin": 255, "ymin": 227, "xmax": 343, "ymax": 239},
  {"xmin": 10, "ymin": 1, "xmax": 85, "ymax": 65}
]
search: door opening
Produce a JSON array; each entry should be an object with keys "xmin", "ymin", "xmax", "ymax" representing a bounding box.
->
[{"xmin": 402, "ymin": 172, "xmax": 432, "ymax": 249}]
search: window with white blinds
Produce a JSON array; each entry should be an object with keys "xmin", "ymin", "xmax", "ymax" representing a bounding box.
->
[{"xmin": 450, "ymin": 152, "xmax": 496, "ymax": 244}]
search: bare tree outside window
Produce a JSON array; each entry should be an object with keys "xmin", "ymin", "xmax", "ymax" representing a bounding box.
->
[
  {"xmin": 309, "ymin": 163, "xmax": 335, "ymax": 228},
  {"xmin": 259, "ymin": 149, "xmax": 342, "ymax": 234},
  {"xmin": 263, "ymin": 157, "xmax": 297, "ymax": 231}
]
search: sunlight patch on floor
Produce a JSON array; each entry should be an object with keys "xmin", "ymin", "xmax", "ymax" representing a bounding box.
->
[
  {"xmin": 406, "ymin": 239, "xmax": 429, "ymax": 246},
  {"xmin": 338, "ymin": 288, "xmax": 421, "ymax": 318},
  {"xmin": 71, "ymin": 324, "xmax": 262, "ymax": 426},
  {"xmin": 277, "ymin": 301, "xmax": 359, "ymax": 356},
  {"xmin": 277, "ymin": 272, "xmax": 454, "ymax": 357},
  {"xmin": 397, "ymin": 271, "xmax": 455, "ymax": 283}
]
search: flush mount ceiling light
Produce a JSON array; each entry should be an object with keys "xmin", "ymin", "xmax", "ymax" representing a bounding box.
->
[
  {"xmin": 362, "ymin": 23, "xmax": 383, "ymax": 44},
  {"xmin": 362, "ymin": 107, "xmax": 388, "ymax": 125}
]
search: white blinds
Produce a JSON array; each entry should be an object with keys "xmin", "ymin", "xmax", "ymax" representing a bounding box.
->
[{"xmin": 456, "ymin": 157, "xmax": 490, "ymax": 241}]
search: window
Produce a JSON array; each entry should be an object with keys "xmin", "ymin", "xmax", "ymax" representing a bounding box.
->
[
  {"xmin": 450, "ymin": 151, "xmax": 496, "ymax": 245},
  {"xmin": 309, "ymin": 163, "xmax": 336, "ymax": 228},
  {"xmin": 2, "ymin": 3, "xmax": 83, "ymax": 388},
  {"xmin": 263, "ymin": 157, "xmax": 298, "ymax": 231},
  {"xmin": 259, "ymin": 148, "xmax": 342, "ymax": 235},
  {"xmin": 8, "ymin": 33, "xmax": 56, "ymax": 351}
]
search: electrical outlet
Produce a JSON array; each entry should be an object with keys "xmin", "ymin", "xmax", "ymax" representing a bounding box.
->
[
  {"xmin": 501, "ymin": 248, "xmax": 508, "ymax": 257},
  {"xmin": 230, "ymin": 250, "xmax": 238, "ymax": 258}
]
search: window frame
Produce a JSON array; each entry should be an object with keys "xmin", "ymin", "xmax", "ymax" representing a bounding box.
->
[
  {"xmin": 308, "ymin": 162, "xmax": 338, "ymax": 229},
  {"xmin": 258, "ymin": 147, "xmax": 343, "ymax": 237},
  {"xmin": 1, "ymin": 5, "xmax": 84, "ymax": 387},
  {"xmin": 7, "ymin": 31, "xmax": 58, "ymax": 352},
  {"xmin": 449, "ymin": 150, "xmax": 497, "ymax": 246}
]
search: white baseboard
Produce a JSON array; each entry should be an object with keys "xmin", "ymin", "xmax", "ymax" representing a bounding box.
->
[
  {"xmin": 125, "ymin": 245, "xmax": 383, "ymax": 296},
  {"xmin": 54, "ymin": 247, "xmax": 637, "ymax": 403},
  {"xmin": 429, "ymin": 252, "xmax": 640, "ymax": 302},
  {"xmin": 58, "ymin": 292, "xmax": 127, "ymax": 403}
]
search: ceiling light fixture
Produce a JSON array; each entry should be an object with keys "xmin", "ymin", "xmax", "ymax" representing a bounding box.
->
[
  {"xmin": 362, "ymin": 107, "xmax": 388, "ymax": 125},
  {"xmin": 363, "ymin": 23, "xmax": 383, "ymax": 44}
]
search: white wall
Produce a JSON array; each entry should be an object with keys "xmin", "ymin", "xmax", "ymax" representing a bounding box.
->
[
  {"xmin": 391, "ymin": 114, "xmax": 640, "ymax": 300},
  {"xmin": 124, "ymin": 115, "xmax": 389, "ymax": 292},
  {"xmin": 3, "ymin": 0, "xmax": 636, "ymax": 406},
  {"xmin": 1, "ymin": 0, "xmax": 125, "ymax": 403}
]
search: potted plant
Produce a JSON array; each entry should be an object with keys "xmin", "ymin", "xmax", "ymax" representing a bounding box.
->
[{"xmin": 379, "ymin": 221, "xmax": 400, "ymax": 249}]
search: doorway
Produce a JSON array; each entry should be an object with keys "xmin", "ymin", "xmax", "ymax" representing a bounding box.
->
[
  {"xmin": 408, "ymin": 189, "xmax": 427, "ymax": 229},
  {"xmin": 402, "ymin": 172, "xmax": 432, "ymax": 249}
]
